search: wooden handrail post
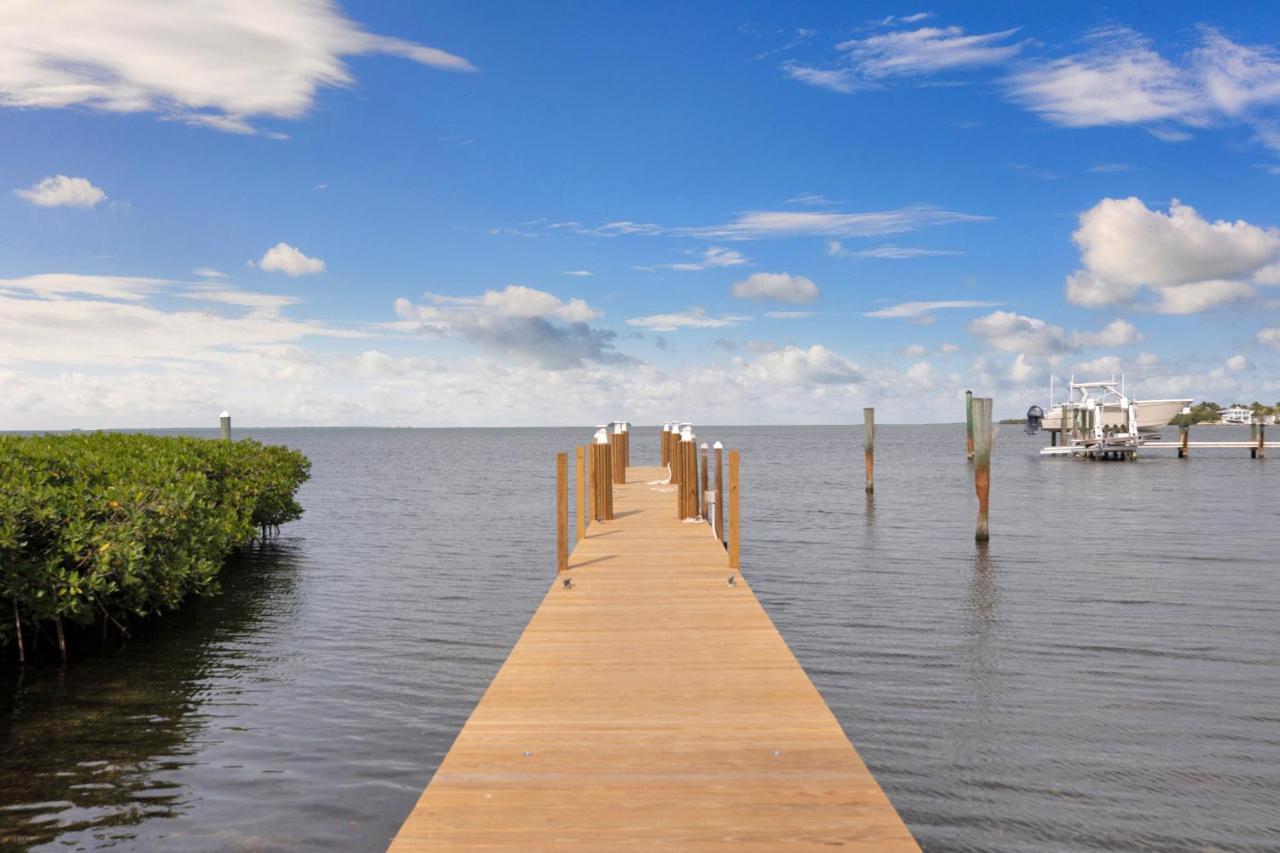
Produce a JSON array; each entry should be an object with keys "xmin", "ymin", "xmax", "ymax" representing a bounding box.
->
[
  {"xmin": 575, "ymin": 445, "xmax": 586, "ymax": 540},
  {"xmin": 728, "ymin": 450, "xmax": 740, "ymax": 569},
  {"xmin": 972, "ymin": 397, "xmax": 993, "ymax": 542},
  {"xmin": 556, "ymin": 452, "xmax": 568, "ymax": 573},
  {"xmin": 965, "ymin": 390, "xmax": 973, "ymax": 460},
  {"xmin": 864, "ymin": 407, "xmax": 875, "ymax": 494}
]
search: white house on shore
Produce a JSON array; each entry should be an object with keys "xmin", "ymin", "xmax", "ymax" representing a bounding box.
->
[{"xmin": 1218, "ymin": 406, "xmax": 1254, "ymax": 425}]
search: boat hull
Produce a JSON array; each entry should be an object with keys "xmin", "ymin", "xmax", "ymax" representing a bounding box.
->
[{"xmin": 1042, "ymin": 399, "xmax": 1191, "ymax": 432}]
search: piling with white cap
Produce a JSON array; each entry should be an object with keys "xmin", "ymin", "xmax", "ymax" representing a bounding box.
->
[
  {"xmin": 677, "ymin": 424, "xmax": 698, "ymax": 519},
  {"xmin": 590, "ymin": 426, "xmax": 614, "ymax": 520},
  {"xmin": 610, "ymin": 421, "xmax": 627, "ymax": 484},
  {"xmin": 219, "ymin": 410, "xmax": 231, "ymax": 441},
  {"xmin": 713, "ymin": 441, "xmax": 725, "ymax": 543}
]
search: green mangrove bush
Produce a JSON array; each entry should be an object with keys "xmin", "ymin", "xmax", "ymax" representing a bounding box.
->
[{"xmin": 0, "ymin": 433, "xmax": 310, "ymax": 662}]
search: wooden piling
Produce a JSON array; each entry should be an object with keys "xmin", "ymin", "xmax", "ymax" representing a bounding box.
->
[
  {"xmin": 611, "ymin": 425, "xmax": 626, "ymax": 484},
  {"xmin": 556, "ymin": 452, "xmax": 568, "ymax": 573},
  {"xmin": 219, "ymin": 410, "xmax": 231, "ymax": 441},
  {"xmin": 590, "ymin": 435, "xmax": 614, "ymax": 521},
  {"xmin": 728, "ymin": 449, "xmax": 740, "ymax": 569},
  {"xmin": 972, "ymin": 397, "xmax": 992, "ymax": 542},
  {"xmin": 699, "ymin": 443, "xmax": 709, "ymax": 525},
  {"xmin": 575, "ymin": 445, "xmax": 586, "ymax": 541},
  {"xmin": 965, "ymin": 390, "xmax": 974, "ymax": 460},
  {"xmin": 713, "ymin": 441, "xmax": 725, "ymax": 544},
  {"xmin": 677, "ymin": 432, "xmax": 699, "ymax": 519},
  {"xmin": 1179, "ymin": 424, "xmax": 1189, "ymax": 459},
  {"xmin": 1251, "ymin": 423, "xmax": 1258, "ymax": 459},
  {"xmin": 864, "ymin": 407, "xmax": 875, "ymax": 494},
  {"xmin": 1260, "ymin": 424, "xmax": 1266, "ymax": 460}
]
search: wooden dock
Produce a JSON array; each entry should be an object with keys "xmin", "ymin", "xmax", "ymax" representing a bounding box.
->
[{"xmin": 390, "ymin": 460, "xmax": 918, "ymax": 850}]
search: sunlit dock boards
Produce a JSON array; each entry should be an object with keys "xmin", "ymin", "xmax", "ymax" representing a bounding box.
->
[{"xmin": 389, "ymin": 463, "xmax": 918, "ymax": 850}]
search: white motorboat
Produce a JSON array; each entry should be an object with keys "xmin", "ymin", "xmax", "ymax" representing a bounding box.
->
[{"xmin": 1040, "ymin": 378, "xmax": 1191, "ymax": 436}]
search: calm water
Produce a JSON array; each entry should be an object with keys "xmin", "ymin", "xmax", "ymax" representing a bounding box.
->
[{"xmin": 3, "ymin": 425, "xmax": 1278, "ymax": 851}]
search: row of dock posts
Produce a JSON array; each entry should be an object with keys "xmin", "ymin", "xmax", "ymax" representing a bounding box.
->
[{"xmin": 555, "ymin": 421, "xmax": 740, "ymax": 574}]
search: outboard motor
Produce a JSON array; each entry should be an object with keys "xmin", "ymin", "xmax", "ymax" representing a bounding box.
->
[{"xmin": 1025, "ymin": 404, "xmax": 1044, "ymax": 435}]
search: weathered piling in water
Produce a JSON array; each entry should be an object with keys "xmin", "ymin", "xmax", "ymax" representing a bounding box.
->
[
  {"xmin": 1260, "ymin": 424, "xmax": 1266, "ymax": 460},
  {"xmin": 590, "ymin": 427, "xmax": 614, "ymax": 521},
  {"xmin": 965, "ymin": 391, "xmax": 974, "ymax": 460},
  {"xmin": 713, "ymin": 441, "xmax": 725, "ymax": 543},
  {"xmin": 864, "ymin": 407, "xmax": 875, "ymax": 493},
  {"xmin": 556, "ymin": 452, "xmax": 568, "ymax": 573},
  {"xmin": 1178, "ymin": 425, "xmax": 1189, "ymax": 459},
  {"xmin": 1251, "ymin": 423, "xmax": 1258, "ymax": 459},
  {"xmin": 728, "ymin": 449, "xmax": 740, "ymax": 568},
  {"xmin": 972, "ymin": 397, "xmax": 992, "ymax": 542},
  {"xmin": 575, "ymin": 445, "xmax": 586, "ymax": 540},
  {"xmin": 220, "ymin": 410, "xmax": 231, "ymax": 441}
]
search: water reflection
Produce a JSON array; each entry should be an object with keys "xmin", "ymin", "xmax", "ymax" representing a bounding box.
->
[{"xmin": 0, "ymin": 544, "xmax": 299, "ymax": 849}]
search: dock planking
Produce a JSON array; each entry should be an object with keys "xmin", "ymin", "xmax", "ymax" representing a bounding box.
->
[{"xmin": 390, "ymin": 464, "xmax": 918, "ymax": 851}]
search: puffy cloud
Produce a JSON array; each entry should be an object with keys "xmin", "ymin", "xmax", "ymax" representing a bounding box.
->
[
  {"xmin": 1259, "ymin": 327, "xmax": 1280, "ymax": 350},
  {"xmin": 968, "ymin": 311, "xmax": 1070, "ymax": 354},
  {"xmin": 969, "ymin": 310, "xmax": 1145, "ymax": 353},
  {"xmin": 900, "ymin": 344, "xmax": 928, "ymax": 357},
  {"xmin": 14, "ymin": 174, "xmax": 106, "ymax": 208},
  {"xmin": 393, "ymin": 285, "xmax": 616, "ymax": 369},
  {"xmin": 625, "ymin": 307, "xmax": 749, "ymax": 332},
  {"xmin": 939, "ymin": 342, "xmax": 961, "ymax": 353},
  {"xmin": 1225, "ymin": 354, "xmax": 1252, "ymax": 371},
  {"xmin": 731, "ymin": 272, "xmax": 819, "ymax": 303},
  {"xmin": 1137, "ymin": 352, "xmax": 1160, "ymax": 366},
  {"xmin": 1073, "ymin": 318, "xmax": 1144, "ymax": 347},
  {"xmin": 259, "ymin": 243, "xmax": 326, "ymax": 277},
  {"xmin": 1065, "ymin": 197, "xmax": 1280, "ymax": 313},
  {"xmin": 0, "ymin": 0, "xmax": 476, "ymax": 135},
  {"xmin": 744, "ymin": 345, "xmax": 862, "ymax": 385}
]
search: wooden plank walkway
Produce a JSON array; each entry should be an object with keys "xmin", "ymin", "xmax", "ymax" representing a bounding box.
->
[{"xmin": 390, "ymin": 464, "xmax": 918, "ymax": 851}]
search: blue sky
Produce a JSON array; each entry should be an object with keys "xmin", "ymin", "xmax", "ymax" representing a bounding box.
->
[{"xmin": 3, "ymin": 1, "xmax": 1280, "ymax": 427}]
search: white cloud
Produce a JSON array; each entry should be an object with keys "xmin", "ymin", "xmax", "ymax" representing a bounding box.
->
[
  {"xmin": 645, "ymin": 246, "xmax": 749, "ymax": 272},
  {"xmin": 1137, "ymin": 352, "xmax": 1160, "ymax": 365},
  {"xmin": 763, "ymin": 310, "xmax": 815, "ymax": 319},
  {"xmin": 901, "ymin": 344, "xmax": 928, "ymax": 357},
  {"xmin": 1008, "ymin": 27, "xmax": 1201, "ymax": 129},
  {"xmin": 1225, "ymin": 354, "xmax": 1252, "ymax": 371},
  {"xmin": 696, "ymin": 207, "xmax": 988, "ymax": 240},
  {"xmin": 1065, "ymin": 197, "xmax": 1280, "ymax": 313},
  {"xmin": 745, "ymin": 345, "xmax": 861, "ymax": 385},
  {"xmin": 1008, "ymin": 26, "xmax": 1280, "ymax": 149},
  {"xmin": 1074, "ymin": 354, "xmax": 1123, "ymax": 376},
  {"xmin": 839, "ymin": 26, "xmax": 1024, "ymax": 78},
  {"xmin": 939, "ymin": 342, "xmax": 961, "ymax": 353},
  {"xmin": 0, "ymin": 0, "xmax": 476, "ymax": 136},
  {"xmin": 731, "ymin": 272, "xmax": 819, "ymax": 303},
  {"xmin": 1089, "ymin": 163, "xmax": 1135, "ymax": 173},
  {"xmin": 786, "ymin": 193, "xmax": 840, "ymax": 206},
  {"xmin": 14, "ymin": 174, "xmax": 106, "ymax": 208},
  {"xmin": 968, "ymin": 310, "xmax": 1070, "ymax": 354},
  {"xmin": 781, "ymin": 64, "xmax": 861, "ymax": 94},
  {"xmin": 562, "ymin": 270, "xmax": 594, "ymax": 277},
  {"xmin": 625, "ymin": 307, "xmax": 749, "ymax": 332},
  {"xmin": 192, "ymin": 267, "xmax": 228, "ymax": 279},
  {"xmin": 865, "ymin": 299, "xmax": 1000, "ymax": 321},
  {"xmin": 393, "ymin": 285, "xmax": 618, "ymax": 369},
  {"xmin": 1257, "ymin": 327, "xmax": 1280, "ymax": 350},
  {"xmin": 828, "ymin": 240, "xmax": 961, "ymax": 259},
  {"xmin": 1073, "ymin": 318, "xmax": 1143, "ymax": 347},
  {"xmin": 259, "ymin": 243, "xmax": 326, "ymax": 277}
]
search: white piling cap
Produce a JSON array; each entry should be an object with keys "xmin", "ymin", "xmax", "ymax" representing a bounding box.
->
[
  {"xmin": 613, "ymin": 421, "xmax": 624, "ymax": 434},
  {"xmin": 594, "ymin": 428, "xmax": 609, "ymax": 444},
  {"xmin": 713, "ymin": 441, "xmax": 723, "ymax": 449},
  {"xmin": 620, "ymin": 422, "xmax": 629, "ymax": 432},
  {"xmin": 680, "ymin": 425, "xmax": 694, "ymax": 441},
  {"xmin": 700, "ymin": 442, "xmax": 708, "ymax": 450},
  {"xmin": 219, "ymin": 410, "xmax": 230, "ymax": 419}
]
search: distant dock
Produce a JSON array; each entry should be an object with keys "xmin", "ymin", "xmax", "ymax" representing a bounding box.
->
[{"xmin": 389, "ymin": 426, "xmax": 917, "ymax": 850}]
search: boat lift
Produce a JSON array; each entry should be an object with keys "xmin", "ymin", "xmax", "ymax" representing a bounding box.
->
[{"xmin": 1040, "ymin": 379, "xmax": 1142, "ymax": 459}]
